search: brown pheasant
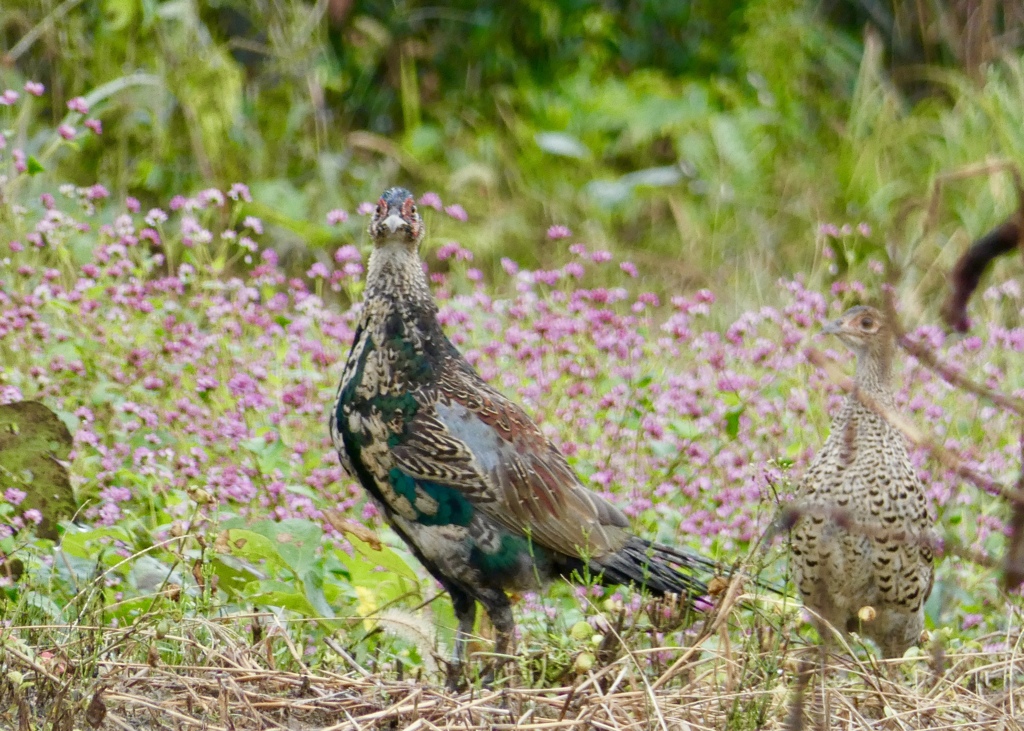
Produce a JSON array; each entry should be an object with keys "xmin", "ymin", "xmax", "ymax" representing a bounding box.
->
[
  {"xmin": 790, "ymin": 305, "xmax": 935, "ymax": 657},
  {"xmin": 332, "ymin": 187, "xmax": 713, "ymax": 685}
]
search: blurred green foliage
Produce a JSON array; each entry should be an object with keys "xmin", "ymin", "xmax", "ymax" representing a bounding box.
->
[{"xmin": 2, "ymin": 0, "xmax": 1024, "ymax": 310}]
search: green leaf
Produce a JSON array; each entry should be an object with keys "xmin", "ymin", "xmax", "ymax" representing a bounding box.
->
[
  {"xmin": 620, "ymin": 165, "xmax": 683, "ymax": 189},
  {"xmin": 340, "ymin": 535, "xmax": 423, "ymax": 611},
  {"xmin": 724, "ymin": 407, "xmax": 744, "ymax": 440},
  {"xmin": 670, "ymin": 419, "xmax": 704, "ymax": 441},
  {"xmin": 221, "ymin": 528, "xmax": 288, "ymax": 574},
  {"xmin": 89, "ymin": 381, "xmax": 125, "ymax": 407},
  {"xmin": 25, "ymin": 590, "xmax": 67, "ymax": 622},
  {"xmin": 209, "ymin": 554, "xmax": 261, "ymax": 595},
  {"xmin": 249, "ymin": 519, "xmax": 322, "ymax": 576},
  {"xmin": 103, "ymin": 0, "xmax": 137, "ymax": 31},
  {"xmin": 345, "ymin": 535, "xmax": 419, "ymax": 584},
  {"xmin": 61, "ymin": 526, "xmax": 133, "ymax": 564},
  {"xmin": 535, "ymin": 132, "xmax": 590, "ymax": 159},
  {"xmin": 26, "ymin": 156, "xmax": 44, "ymax": 175},
  {"xmin": 300, "ymin": 569, "xmax": 335, "ymax": 619},
  {"xmin": 0, "ymin": 401, "xmax": 76, "ymax": 539},
  {"xmin": 128, "ymin": 555, "xmax": 184, "ymax": 592},
  {"xmin": 246, "ymin": 580, "xmax": 319, "ymax": 617},
  {"xmin": 240, "ymin": 436, "xmax": 289, "ymax": 474},
  {"xmin": 650, "ymin": 440, "xmax": 676, "ymax": 459}
]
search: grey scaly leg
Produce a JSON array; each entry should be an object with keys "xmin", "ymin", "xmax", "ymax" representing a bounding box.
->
[
  {"xmin": 477, "ymin": 588, "xmax": 514, "ymax": 686},
  {"xmin": 446, "ymin": 585, "xmax": 476, "ymax": 691}
]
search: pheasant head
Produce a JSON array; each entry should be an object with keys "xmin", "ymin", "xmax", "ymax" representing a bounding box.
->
[
  {"xmin": 368, "ymin": 187, "xmax": 424, "ymax": 249},
  {"xmin": 363, "ymin": 187, "xmax": 432, "ymax": 305},
  {"xmin": 823, "ymin": 305, "xmax": 895, "ymax": 388}
]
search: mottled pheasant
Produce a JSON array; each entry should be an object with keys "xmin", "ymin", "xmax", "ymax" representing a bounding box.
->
[
  {"xmin": 791, "ymin": 305, "xmax": 935, "ymax": 657},
  {"xmin": 332, "ymin": 187, "xmax": 709, "ymax": 679}
]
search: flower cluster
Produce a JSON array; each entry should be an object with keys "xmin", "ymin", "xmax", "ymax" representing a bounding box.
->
[
  {"xmin": 3, "ymin": 188, "xmax": 1013, "ymax": 553},
  {"xmin": 0, "ymin": 81, "xmax": 1017, "ymax": 641}
]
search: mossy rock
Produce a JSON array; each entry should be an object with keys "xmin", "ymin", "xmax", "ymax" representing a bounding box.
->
[{"xmin": 0, "ymin": 401, "xmax": 76, "ymax": 540}]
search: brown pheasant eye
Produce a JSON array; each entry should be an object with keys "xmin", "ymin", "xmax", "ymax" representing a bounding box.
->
[{"xmin": 860, "ymin": 317, "xmax": 874, "ymax": 328}]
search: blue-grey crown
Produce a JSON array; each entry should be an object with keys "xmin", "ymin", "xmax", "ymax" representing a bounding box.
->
[{"xmin": 381, "ymin": 187, "xmax": 415, "ymax": 206}]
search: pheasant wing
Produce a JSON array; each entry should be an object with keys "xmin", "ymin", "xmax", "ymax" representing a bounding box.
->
[{"xmin": 391, "ymin": 383, "xmax": 630, "ymax": 560}]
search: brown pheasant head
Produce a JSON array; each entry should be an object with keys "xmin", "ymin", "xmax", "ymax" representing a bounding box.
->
[
  {"xmin": 823, "ymin": 305, "xmax": 895, "ymax": 375},
  {"xmin": 368, "ymin": 187, "xmax": 423, "ymax": 248}
]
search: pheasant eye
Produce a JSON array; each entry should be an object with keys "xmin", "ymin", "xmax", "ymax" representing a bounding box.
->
[
  {"xmin": 860, "ymin": 317, "xmax": 874, "ymax": 328},
  {"xmin": 376, "ymin": 199, "xmax": 387, "ymax": 216}
]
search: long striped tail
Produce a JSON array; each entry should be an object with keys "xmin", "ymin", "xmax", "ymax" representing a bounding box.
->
[{"xmin": 593, "ymin": 536, "xmax": 712, "ymax": 598}]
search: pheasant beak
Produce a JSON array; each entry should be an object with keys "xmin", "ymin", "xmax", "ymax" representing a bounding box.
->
[
  {"xmin": 822, "ymin": 318, "xmax": 843, "ymax": 335},
  {"xmin": 382, "ymin": 212, "xmax": 406, "ymax": 234}
]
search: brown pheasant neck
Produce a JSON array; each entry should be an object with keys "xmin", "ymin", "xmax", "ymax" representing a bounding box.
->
[
  {"xmin": 364, "ymin": 241, "xmax": 435, "ymax": 309},
  {"xmin": 853, "ymin": 342, "xmax": 894, "ymax": 397}
]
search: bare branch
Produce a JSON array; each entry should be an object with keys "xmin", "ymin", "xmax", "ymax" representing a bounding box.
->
[{"xmin": 939, "ymin": 166, "xmax": 1024, "ymax": 333}]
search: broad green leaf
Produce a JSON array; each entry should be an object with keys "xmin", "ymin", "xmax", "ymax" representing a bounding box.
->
[
  {"xmin": 128, "ymin": 555, "xmax": 185, "ymax": 593},
  {"xmin": 670, "ymin": 419, "xmax": 703, "ymax": 440},
  {"xmin": 301, "ymin": 569, "xmax": 335, "ymax": 619},
  {"xmin": 209, "ymin": 554, "xmax": 261, "ymax": 595},
  {"xmin": 284, "ymin": 483, "xmax": 318, "ymax": 500},
  {"xmin": 535, "ymin": 132, "xmax": 590, "ymax": 159},
  {"xmin": 341, "ymin": 535, "xmax": 423, "ymax": 610},
  {"xmin": 61, "ymin": 526, "xmax": 133, "ymax": 564},
  {"xmin": 650, "ymin": 440, "xmax": 676, "ymax": 459},
  {"xmin": 620, "ymin": 165, "xmax": 683, "ymax": 189},
  {"xmin": 246, "ymin": 580, "xmax": 319, "ymax": 617},
  {"xmin": 248, "ymin": 519, "xmax": 322, "ymax": 576},
  {"xmin": 25, "ymin": 590, "xmax": 66, "ymax": 622},
  {"xmin": 221, "ymin": 529, "xmax": 288, "ymax": 574},
  {"xmin": 345, "ymin": 535, "xmax": 419, "ymax": 584},
  {"xmin": 103, "ymin": 0, "xmax": 137, "ymax": 31},
  {"xmin": 724, "ymin": 407, "xmax": 744, "ymax": 440},
  {"xmin": 586, "ymin": 179, "xmax": 632, "ymax": 207},
  {"xmin": 104, "ymin": 594, "xmax": 164, "ymax": 622},
  {"xmin": 89, "ymin": 382, "xmax": 125, "ymax": 407}
]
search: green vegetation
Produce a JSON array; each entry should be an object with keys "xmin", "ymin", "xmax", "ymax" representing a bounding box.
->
[{"xmin": 2, "ymin": 1, "xmax": 1023, "ymax": 305}]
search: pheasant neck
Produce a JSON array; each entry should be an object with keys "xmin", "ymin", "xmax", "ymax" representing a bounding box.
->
[
  {"xmin": 364, "ymin": 242, "xmax": 435, "ymax": 310},
  {"xmin": 854, "ymin": 349, "xmax": 893, "ymax": 399}
]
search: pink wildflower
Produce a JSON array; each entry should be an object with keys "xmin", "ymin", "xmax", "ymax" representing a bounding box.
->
[
  {"xmin": 228, "ymin": 183, "xmax": 252, "ymax": 202},
  {"xmin": 444, "ymin": 204, "xmax": 468, "ymax": 222},
  {"xmin": 67, "ymin": 97, "xmax": 90, "ymax": 114},
  {"xmin": 419, "ymin": 192, "xmax": 443, "ymax": 210}
]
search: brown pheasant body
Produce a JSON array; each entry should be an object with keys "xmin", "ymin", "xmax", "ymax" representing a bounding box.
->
[
  {"xmin": 331, "ymin": 188, "xmax": 710, "ymax": 684},
  {"xmin": 791, "ymin": 306, "xmax": 935, "ymax": 657}
]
